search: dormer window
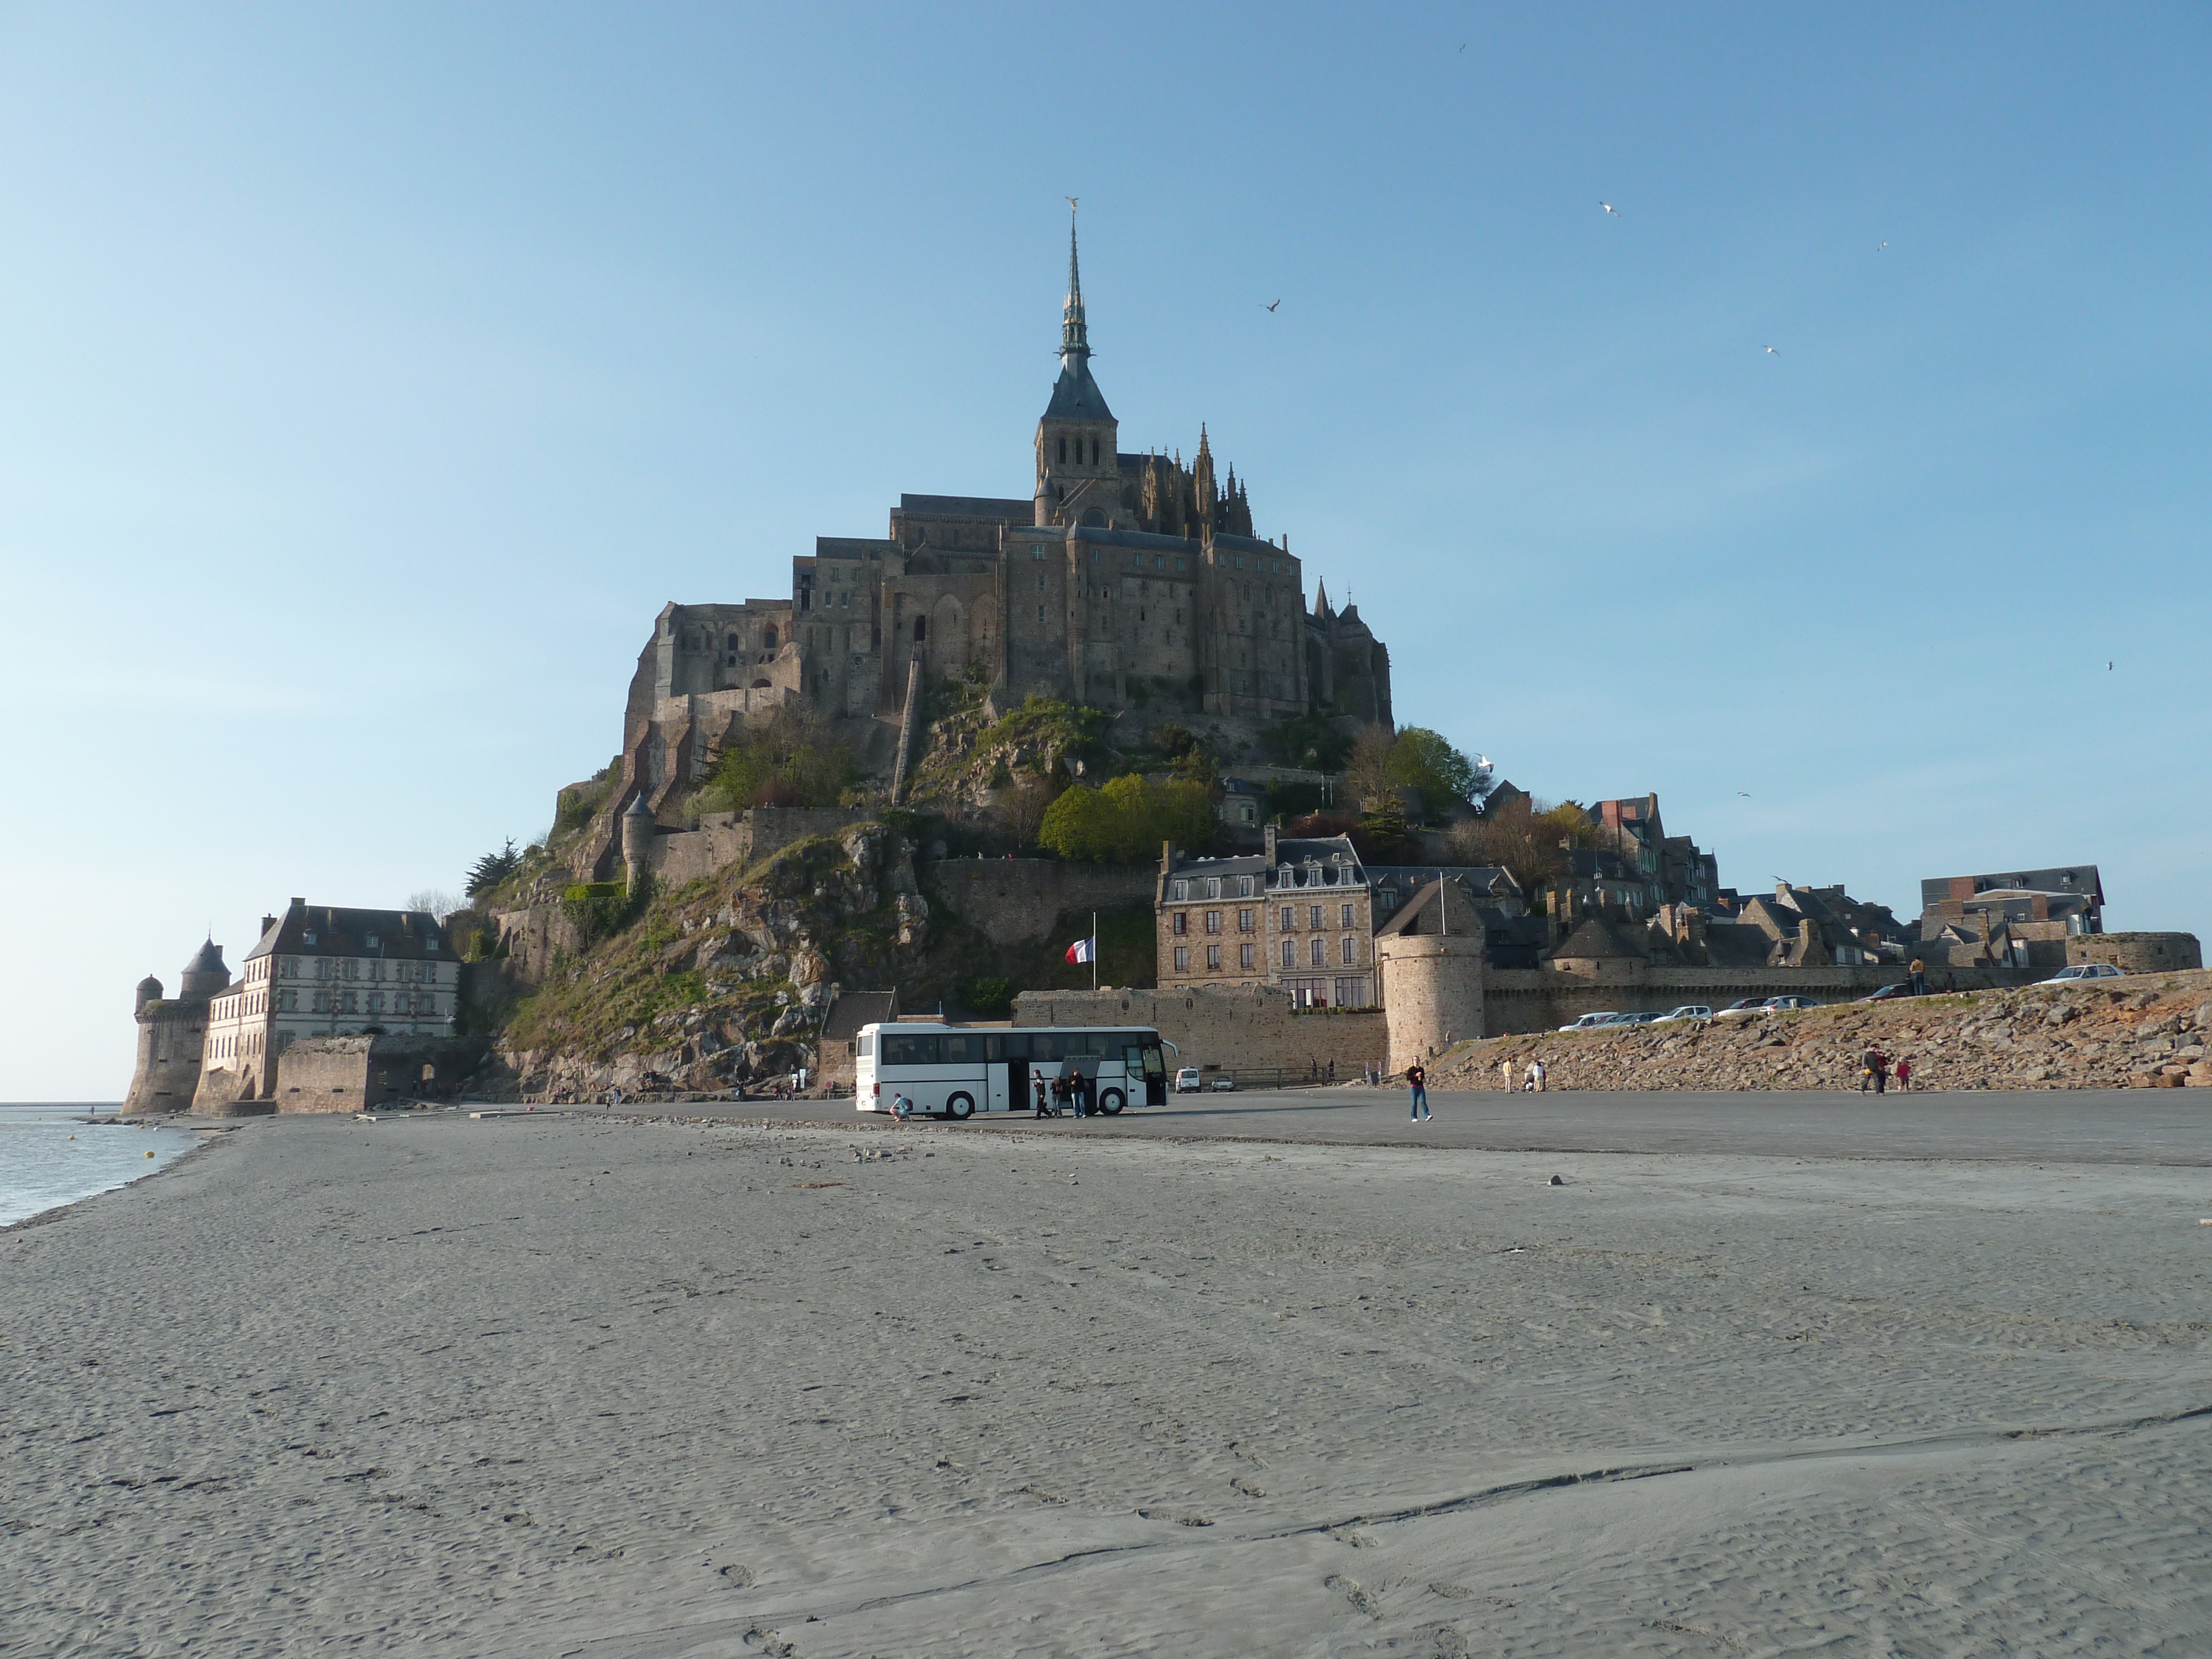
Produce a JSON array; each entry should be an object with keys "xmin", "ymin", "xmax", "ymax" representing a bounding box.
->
[
  {"xmin": 365, "ymin": 935, "xmax": 379, "ymax": 950},
  {"xmin": 302, "ymin": 931, "xmax": 317, "ymax": 947}
]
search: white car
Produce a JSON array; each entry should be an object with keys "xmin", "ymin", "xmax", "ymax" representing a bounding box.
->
[
  {"xmin": 1652, "ymin": 1005, "xmax": 1713, "ymax": 1023},
  {"xmin": 1174, "ymin": 1067, "xmax": 1203, "ymax": 1092},
  {"xmin": 1558, "ymin": 1012, "xmax": 1621, "ymax": 1032},
  {"xmin": 2043, "ymin": 963, "xmax": 2125, "ymax": 983},
  {"xmin": 1209, "ymin": 1076, "xmax": 1238, "ymax": 1092}
]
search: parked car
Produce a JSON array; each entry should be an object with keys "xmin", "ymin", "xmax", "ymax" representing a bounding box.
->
[
  {"xmin": 1173, "ymin": 1067, "xmax": 1203, "ymax": 1092},
  {"xmin": 1614, "ymin": 1011, "xmax": 1665, "ymax": 1026},
  {"xmin": 1559, "ymin": 1011, "xmax": 1623, "ymax": 1031},
  {"xmin": 1652, "ymin": 1005, "xmax": 1713, "ymax": 1023},
  {"xmin": 1857, "ymin": 983, "xmax": 1918, "ymax": 1003},
  {"xmin": 1714, "ymin": 998, "xmax": 1771, "ymax": 1018},
  {"xmin": 1209, "ymin": 1076, "xmax": 1238, "ymax": 1091},
  {"xmin": 2043, "ymin": 963, "xmax": 2126, "ymax": 983},
  {"xmin": 1762, "ymin": 995, "xmax": 1822, "ymax": 1013}
]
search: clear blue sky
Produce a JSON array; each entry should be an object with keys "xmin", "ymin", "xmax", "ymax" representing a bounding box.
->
[{"xmin": 4, "ymin": 4, "xmax": 2207, "ymax": 1099}]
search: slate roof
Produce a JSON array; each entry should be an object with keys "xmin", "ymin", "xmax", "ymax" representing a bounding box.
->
[
  {"xmin": 1044, "ymin": 359, "xmax": 1114, "ymax": 421},
  {"xmin": 1374, "ymin": 877, "xmax": 1487, "ymax": 939},
  {"xmin": 184, "ymin": 938, "xmax": 228, "ymax": 976},
  {"xmin": 1920, "ymin": 865, "xmax": 2104, "ymax": 907},
  {"xmin": 895, "ymin": 495, "xmax": 1035, "ymax": 522},
  {"xmin": 825, "ymin": 990, "xmax": 899, "ymax": 1041},
  {"xmin": 243, "ymin": 901, "xmax": 449, "ymax": 964},
  {"xmin": 1702, "ymin": 923, "xmax": 1777, "ymax": 968},
  {"xmin": 1546, "ymin": 917, "xmax": 1651, "ymax": 961}
]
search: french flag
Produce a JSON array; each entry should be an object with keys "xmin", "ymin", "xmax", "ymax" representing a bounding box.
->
[{"xmin": 1065, "ymin": 936, "xmax": 1097, "ymax": 964}]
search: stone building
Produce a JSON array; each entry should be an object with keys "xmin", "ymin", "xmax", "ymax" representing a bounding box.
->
[
  {"xmin": 192, "ymin": 900, "xmax": 457, "ymax": 1111},
  {"xmin": 1156, "ymin": 829, "xmax": 1379, "ymax": 1008},
  {"xmin": 1918, "ymin": 864, "xmax": 2104, "ymax": 937},
  {"xmin": 122, "ymin": 940, "xmax": 229, "ymax": 1114},
  {"xmin": 587, "ymin": 218, "xmax": 1393, "ymax": 874}
]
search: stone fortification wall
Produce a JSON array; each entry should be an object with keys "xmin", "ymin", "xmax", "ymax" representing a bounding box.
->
[
  {"xmin": 645, "ymin": 807, "xmax": 868, "ymax": 890},
  {"xmin": 926, "ymin": 859, "xmax": 1157, "ymax": 946},
  {"xmin": 2069, "ymin": 933, "xmax": 2203, "ymax": 974},
  {"xmin": 123, "ymin": 1001, "xmax": 210, "ymax": 1115},
  {"xmin": 274, "ymin": 1036, "xmax": 490, "ymax": 1112},
  {"xmin": 1015, "ymin": 986, "xmax": 1388, "ymax": 1080},
  {"xmin": 1481, "ymin": 963, "xmax": 2043, "ymax": 1034}
]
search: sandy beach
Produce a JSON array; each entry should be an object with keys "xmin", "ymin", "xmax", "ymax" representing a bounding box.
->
[{"xmin": 5, "ymin": 1107, "xmax": 2210, "ymax": 1657}]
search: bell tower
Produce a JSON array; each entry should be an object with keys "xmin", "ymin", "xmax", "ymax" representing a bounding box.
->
[{"xmin": 1035, "ymin": 202, "xmax": 1122, "ymax": 528}]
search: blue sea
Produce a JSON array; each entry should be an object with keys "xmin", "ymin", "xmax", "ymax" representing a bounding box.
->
[{"xmin": 0, "ymin": 1104, "xmax": 199, "ymax": 1227}]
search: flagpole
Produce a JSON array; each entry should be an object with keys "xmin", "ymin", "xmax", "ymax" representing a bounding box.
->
[{"xmin": 1091, "ymin": 910, "xmax": 1098, "ymax": 991}]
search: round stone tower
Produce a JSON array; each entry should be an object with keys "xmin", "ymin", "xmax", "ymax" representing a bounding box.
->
[
  {"xmin": 1375, "ymin": 878, "xmax": 1485, "ymax": 1075},
  {"xmin": 179, "ymin": 938, "xmax": 231, "ymax": 1001},
  {"xmin": 621, "ymin": 791, "xmax": 654, "ymax": 890},
  {"xmin": 135, "ymin": 973, "xmax": 163, "ymax": 1013}
]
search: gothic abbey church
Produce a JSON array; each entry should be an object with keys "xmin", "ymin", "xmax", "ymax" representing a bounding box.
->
[{"xmin": 616, "ymin": 222, "xmax": 1392, "ymax": 829}]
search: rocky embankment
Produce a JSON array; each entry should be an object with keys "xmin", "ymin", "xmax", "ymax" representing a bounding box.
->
[
  {"xmin": 496, "ymin": 821, "xmax": 933, "ymax": 1100},
  {"xmin": 1437, "ymin": 972, "xmax": 2212, "ymax": 1092}
]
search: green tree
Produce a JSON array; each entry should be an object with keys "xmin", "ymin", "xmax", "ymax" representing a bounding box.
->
[
  {"xmin": 703, "ymin": 706, "xmax": 857, "ymax": 811},
  {"xmin": 1039, "ymin": 775, "xmax": 1215, "ymax": 862},
  {"xmin": 466, "ymin": 838, "xmax": 522, "ymax": 900},
  {"xmin": 1387, "ymin": 727, "xmax": 1485, "ymax": 818}
]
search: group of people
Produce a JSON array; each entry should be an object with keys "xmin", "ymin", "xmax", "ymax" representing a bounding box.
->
[
  {"xmin": 1032, "ymin": 1071, "xmax": 1097, "ymax": 1117},
  {"xmin": 1860, "ymin": 1048, "xmax": 1913, "ymax": 1093}
]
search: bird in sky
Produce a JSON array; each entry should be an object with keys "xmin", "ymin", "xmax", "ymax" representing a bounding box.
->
[
  {"xmin": 1459, "ymin": 41, "xmax": 1467, "ymax": 51},
  {"xmin": 1877, "ymin": 239, "xmax": 1888, "ymax": 251},
  {"xmin": 2108, "ymin": 660, "xmax": 2115, "ymax": 670},
  {"xmin": 1265, "ymin": 299, "xmax": 1280, "ymax": 312},
  {"xmin": 1765, "ymin": 345, "xmax": 1780, "ymax": 356},
  {"xmin": 1600, "ymin": 201, "xmax": 1619, "ymax": 216},
  {"xmin": 1737, "ymin": 791, "xmax": 1752, "ymax": 798}
]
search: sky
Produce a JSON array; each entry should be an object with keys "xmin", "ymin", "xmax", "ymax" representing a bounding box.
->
[{"xmin": 3, "ymin": 3, "xmax": 2208, "ymax": 1100}]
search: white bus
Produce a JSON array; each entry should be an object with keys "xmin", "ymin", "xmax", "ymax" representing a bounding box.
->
[{"xmin": 855, "ymin": 1023, "xmax": 1170, "ymax": 1118}]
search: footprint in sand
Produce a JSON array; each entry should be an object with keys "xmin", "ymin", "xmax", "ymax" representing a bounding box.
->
[
  {"xmin": 719, "ymin": 1563, "xmax": 754, "ymax": 1586},
  {"xmin": 1324, "ymin": 1574, "xmax": 1381, "ymax": 1616}
]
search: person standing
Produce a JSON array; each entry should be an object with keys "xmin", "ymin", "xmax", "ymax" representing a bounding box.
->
[
  {"xmin": 1526, "ymin": 1059, "xmax": 1547, "ymax": 1093},
  {"xmin": 1908, "ymin": 957, "xmax": 1927, "ymax": 997},
  {"xmin": 1872, "ymin": 1048, "xmax": 1891, "ymax": 1094},
  {"xmin": 1895, "ymin": 1055, "xmax": 1913, "ymax": 1092},
  {"xmin": 1406, "ymin": 1063, "xmax": 1431, "ymax": 1121},
  {"xmin": 1499, "ymin": 1060, "xmax": 1514, "ymax": 1092}
]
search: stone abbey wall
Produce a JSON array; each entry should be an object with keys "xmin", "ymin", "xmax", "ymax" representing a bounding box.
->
[
  {"xmin": 1014, "ymin": 985, "xmax": 1389, "ymax": 1080},
  {"xmin": 924, "ymin": 859, "xmax": 1158, "ymax": 946},
  {"xmin": 273, "ymin": 1036, "xmax": 489, "ymax": 1113},
  {"xmin": 122, "ymin": 1001, "xmax": 210, "ymax": 1115},
  {"xmin": 645, "ymin": 807, "xmax": 867, "ymax": 889}
]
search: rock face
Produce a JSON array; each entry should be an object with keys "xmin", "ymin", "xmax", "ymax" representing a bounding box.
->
[
  {"xmin": 1433, "ymin": 972, "xmax": 2212, "ymax": 1092},
  {"xmin": 495, "ymin": 823, "xmax": 928, "ymax": 1102}
]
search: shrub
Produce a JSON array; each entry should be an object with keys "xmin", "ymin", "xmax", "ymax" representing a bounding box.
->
[
  {"xmin": 964, "ymin": 976, "xmax": 1017, "ymax": 1016},
  {"xmin": 560, "ymin": 875, "xmax": 654, "ymax": 947},
  {"xmin": 1039, "ymin": 775, "xmax": 1214, "ymax": 862}
]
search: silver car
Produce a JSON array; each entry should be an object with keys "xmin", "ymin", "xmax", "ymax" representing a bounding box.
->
[{"xmin": 1651, "ymin": 1005, "xmax": 1713, "ymax": 1024}]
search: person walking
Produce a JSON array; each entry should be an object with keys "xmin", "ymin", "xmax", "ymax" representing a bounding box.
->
[
  {"xmin": 1895, "ymin": 1055, "xmax": 1913, "ymax": 1092},
  {"xmin": 1406, "ymin": 1063, "xmax": 1431, "ymax": 1121},
  {"xmin": 1032, "ymin": 1074, "xmax": 1052, "ymax": 1118},
  {"xmin": 1872, "ymin": 1048, "xmax": 1891, "ymax": 1094}
]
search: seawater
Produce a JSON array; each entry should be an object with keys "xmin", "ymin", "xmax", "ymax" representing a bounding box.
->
[{"xmin": 0, "ymin": 1104, "xmax": 199, "ymax": 1227}]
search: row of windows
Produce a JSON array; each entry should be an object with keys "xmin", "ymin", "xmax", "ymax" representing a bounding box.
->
[
  {"xmin": 1170, "ymin": 868, "xmax": 1365, "ymax": 901},
  {"xmin": 1167, "ymin": 902, "xmax": 1361, "ymax": 932},
  {"xmin": 280, "ymin": 957, "xmax": 440, "ymax": 983},
  {"xmin": 303, "ymin": 990, "xmax": 440, "ymax": 1015},
  {"xmin": 1171, "ymin": 936, "xmax": 1364, "ymax": 972},
  {"xmin": 1056, "ymin": 434, "xmax": 1103, "ymax": 466}
]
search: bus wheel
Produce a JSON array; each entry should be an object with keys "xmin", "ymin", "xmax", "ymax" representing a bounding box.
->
[
  {"xmin": 1099, "ymin": 1089, "xmax": 1125, "ymax": 1116},
  {"xmin": 945, "ymin": 1093, "xmax": 975, "ymax": 1120}
]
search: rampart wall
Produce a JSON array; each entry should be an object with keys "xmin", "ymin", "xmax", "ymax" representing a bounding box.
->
[
  {"xmin": 646, "ymin": 806, "xmax": 867, "ymax": 889},
  {"xmin": 274, "ymin": 1036, "xmax": 489, "ymax": 1112},
  {"xmin": 1015, "ymin": 986, "xmax": 1389, "ymax": 1079},
  {"xmin": 122, "ymin": 1002, "xmax": 210, "ymax": 1115},
  {"xmin": 1482, "ymin": 963, "xmax": 2043, "ymax": 1034},
  {"xmin": 925, "ymin": 859, "xmax": 1158, "ymax": 946},
  {"xmin": 2069, "ymin": 933, "xmax": 2204, "ymax": 974}
]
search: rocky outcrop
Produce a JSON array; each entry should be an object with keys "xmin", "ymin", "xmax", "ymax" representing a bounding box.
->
[{"xmin": 1435, "ymin": 972, "xmax": 2212, "ymax": 1092}]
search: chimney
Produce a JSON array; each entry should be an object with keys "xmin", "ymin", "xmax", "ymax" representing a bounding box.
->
[
  {"xmin": 1264, "ymin": 823, "xmax": 1278, "ymax": 862},
  {"xmin": 1160, "ymin": 839, "xmax": 1176, "ymax": 875},
  {"xmin": 261, "ymin": 915, "xmax": 277, "ymax": 935}
]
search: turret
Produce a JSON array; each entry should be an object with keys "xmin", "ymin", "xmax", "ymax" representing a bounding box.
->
[
  {"xmin": 135, "ymin": 974, "xmax": 163, "ymax": 1014},
  {"xmin": 178, "ymin": 939, "xmax": 229, "ymax": 1001},
  {"xmin": 621, "ymin": 791, "xmax": 654, "ymax": 889}
]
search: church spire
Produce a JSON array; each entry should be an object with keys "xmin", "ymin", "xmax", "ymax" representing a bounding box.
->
[{"xmin": 1061, "ymin": 199, "xmax": 1089, "ymax": 365}]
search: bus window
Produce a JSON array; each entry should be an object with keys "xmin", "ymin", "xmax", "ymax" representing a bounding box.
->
[
  {"xmin": 941, "ymin": 1033, "xmax": 982, "ymax": 1063},
  {"xmin": 984, "ymin": 1035, "xmax": 1004, "ymax": 1060},
  {"xmin": 1029, "ymin": 1034, "xmax": 1061, "ymax": 1062},
  {"xmin": 1002, "ymin": 1032, "xmax": 1030, "ymax": 1060},
  {"xmin": 1139, "ymin": 1045, "xmax": 1166, "ymax": 1079},
  {"xmin": 1071, "ymin": 1032, "xmax": 1103, "ymax": 1056},
  {"xmin": 881, "ymin": 1031, "xmax": 940, "ymax": 1066},
  {"xmin": 857, "ymin": 1032, "xmax": 873, "ymax": 1057}
]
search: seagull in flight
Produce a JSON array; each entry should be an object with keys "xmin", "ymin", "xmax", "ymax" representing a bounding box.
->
[
  {"xmin": 1876, "ymin": 239, "xmax": 1888, "ymax": 251},
  {"xmin": 1765, "ymin": 345, "xmax": 1780, "ymax": 356},
  {"xmin": 1600, "ymin": 201, "xmax": 1619, "ymax": 216},
  {"xmin": 1737, "ymin": 791, "xmax": 1752, "ymax": 798},
  {"xmin": 2107, "ymin": 660, "xmax": 2115, "ymax": 670},
  {"xmin": 1265, "ymin": 299, "xmax": 1280, "ymax": 312}
]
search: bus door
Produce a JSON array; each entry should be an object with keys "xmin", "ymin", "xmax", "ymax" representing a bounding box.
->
[
  {"xmin": 1130, "ymin": 1040, "xmax": 1167, "ymax": 1105},
  {"xmin": 986, "ymin": 1034, "xmax": 1021, "ymax": 1113}
]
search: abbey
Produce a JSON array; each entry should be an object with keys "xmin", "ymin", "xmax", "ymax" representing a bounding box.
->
[{"xmin": 619, "ymin": 221, "xmax": 1392, "ymax": 818}]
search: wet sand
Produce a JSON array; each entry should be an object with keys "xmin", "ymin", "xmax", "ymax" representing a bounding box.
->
[{"xmin": 4, "ymin": 1106, "xmax": 2209, "ymax": 1656}]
